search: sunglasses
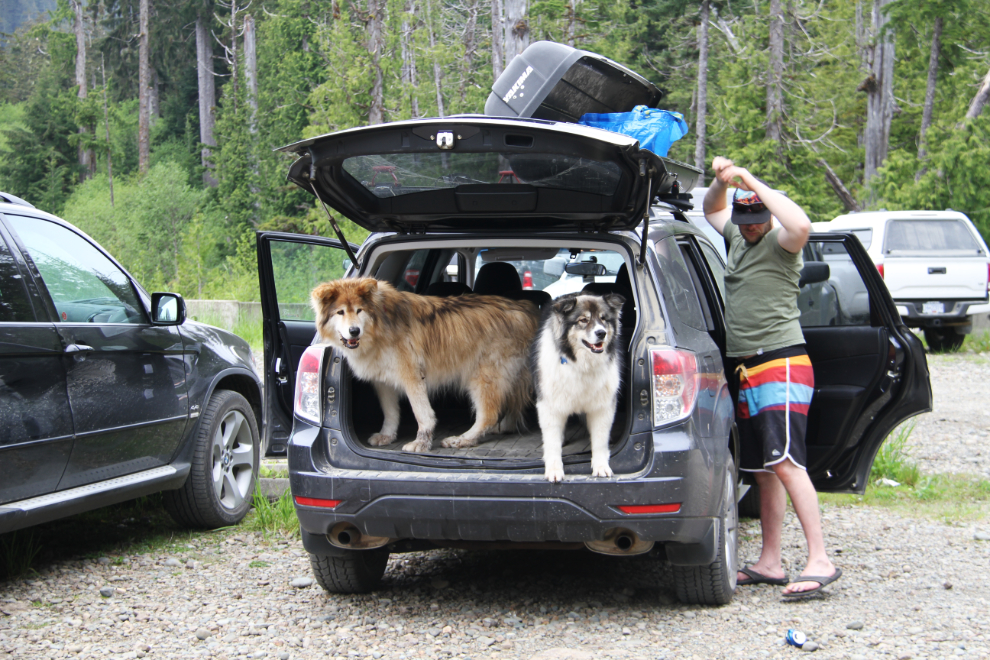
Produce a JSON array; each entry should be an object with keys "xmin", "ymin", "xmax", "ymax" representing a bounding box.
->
[{"xmin": 732, "ymin": 191, "xmax": 767, "ymax": 214}]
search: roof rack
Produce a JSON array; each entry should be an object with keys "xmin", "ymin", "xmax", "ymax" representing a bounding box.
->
[{"xmin": 0, "ymin": 192, "xmax": 35, "ymax": 208}]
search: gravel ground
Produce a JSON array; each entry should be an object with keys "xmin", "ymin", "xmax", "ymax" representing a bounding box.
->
[
  {"xmin": 906, "ymin": 353, "xmax": 990, "ymax": 480},
  {"xmin": 2, "ymin": 355, "xmax": 989, "ymax": 660}
]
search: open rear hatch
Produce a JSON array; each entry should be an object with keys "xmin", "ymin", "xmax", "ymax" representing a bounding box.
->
[{"xmin": 278, "ymin": 118, "xmax": 701, "ymax": 234}]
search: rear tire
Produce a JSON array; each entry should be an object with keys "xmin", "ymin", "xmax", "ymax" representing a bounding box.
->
[
  {"xmin": 924, "ymin": 327, "xmax": 964, "ymax": 353},
  {"xmin": 738, "ymin": 481, "xmax": 761, "ymax": 519},
  {"xmin": 672, "ymin": 462, "xmax": 739, "ymax": 605},
  {"xmin": 164, "ymin": 390, "xmax": 259, "ymax": 528},
  {"xmin": 310, "ymin": 548, "xmax": 390, "ymax": 594}
]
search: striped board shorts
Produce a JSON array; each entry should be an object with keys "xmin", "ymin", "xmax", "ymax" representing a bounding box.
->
[{"xmin": 729, "ymin": 346, "xmax": 815, "ymax": 472}]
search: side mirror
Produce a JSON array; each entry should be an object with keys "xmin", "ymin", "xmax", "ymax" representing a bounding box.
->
[
  {"xmin": 798, "ymin": 262, "xmax": 830, "ymax": 288},
  {"xmin": 564, "ymin": 262, "xmax": 608, "ymax": 276},
  {"xmin": 151, "ymin": 292, "xmax": 186, "ymax": 325}
]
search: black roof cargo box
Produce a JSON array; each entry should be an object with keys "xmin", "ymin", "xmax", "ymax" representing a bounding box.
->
[{"xmin": 484, "ymin": 41, "xmax": 663, "ymax": 122}]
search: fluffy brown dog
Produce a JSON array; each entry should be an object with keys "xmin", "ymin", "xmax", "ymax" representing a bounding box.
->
[{"xmin": 311, "ymin": 278, "xmax": 540, "ymax": 453}]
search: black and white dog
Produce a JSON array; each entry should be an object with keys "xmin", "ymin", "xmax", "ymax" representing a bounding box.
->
[{"xmin": 533, "ymin": 292, "xmax": 625, "ymax": 482}]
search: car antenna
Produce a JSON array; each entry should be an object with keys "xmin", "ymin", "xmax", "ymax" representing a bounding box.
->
[{"xmin": 307, "ymin": 178, "xmax": 361, "ymax": 272}]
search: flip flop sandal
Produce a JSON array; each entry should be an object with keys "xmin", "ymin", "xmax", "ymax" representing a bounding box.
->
[
  {"xmin": 782, "ymin": 567, "xmax": 843, "ymax": 599},
  {"xmin": 737, "ymin": 566, "xmax": 789, "ymax": 586}
]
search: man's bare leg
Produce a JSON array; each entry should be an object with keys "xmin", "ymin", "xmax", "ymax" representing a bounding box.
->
[
  {"xmin": 772, "ymin": 459, "xmax": 837, "ymax": 595},
  {"xmin": 737, "ymin": 470, "xmax": 787, "ymax": 583}
]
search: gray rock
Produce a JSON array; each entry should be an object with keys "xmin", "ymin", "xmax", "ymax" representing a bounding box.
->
[
  {"xmin": 846, "ymin": 621, "xmax": 864, "ymax": 630},
  {"xmin": 164, "ymin": 558, "xmax": 181, "ymax": 568},
  {"xmin": 97, "ymin": 557, "xmax": 111, "ymax": 565},
  {"xmin": 975, "ymin": 531, "xmax": 990, "ymax": 541},
  {"xmin": 99, "ymin": 587, "xmax": 114, "ymax": 598},
  {"xmin": 195, "ymin": 628, "xmax": 213, "ymax": 640},
  {"xmin": 529, "ymin": 650, "xmax": 594, "ymax": 660},
  {"xmin": 67, "ymin": 644, "xmax": 84, "ymax": 654},
  {"xmin": 289, "ymin": 577, "xmax": 313, "ymax": 588},
  {"xmin": 478, "ymin": 636, "xmax": 495, "ymax": 646},
  {"xmin": 278, "ymin": 654, "xmax": 290, "ymax": 660},
  {"xmin": 801, "ymin": 641, "xmax": 820, "ymax": 652}
]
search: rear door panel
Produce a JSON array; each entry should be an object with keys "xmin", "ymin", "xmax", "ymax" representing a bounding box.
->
[
  {"xmin": 257, "ymin": 232, "xmax": 353, "ymax": 454},
  {"xmin": 798, "ymin": 234, "xmax": 931, "ymax": 492}
]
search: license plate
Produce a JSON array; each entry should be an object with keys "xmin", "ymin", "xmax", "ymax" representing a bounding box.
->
[{"xmin": 922, "ymin": 301, "xmax": 943, "ymax": 315}]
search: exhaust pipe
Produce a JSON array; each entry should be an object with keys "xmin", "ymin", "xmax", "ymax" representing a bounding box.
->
[
  {"xmin": 327, "ymin": 523, "xmax": 391, "ymax": 550},
  {"xmin": 584, "ymin": 528, "xmax": 654, "ymax": 556}
]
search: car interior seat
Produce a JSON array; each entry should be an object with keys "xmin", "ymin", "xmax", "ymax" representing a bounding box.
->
[
  {"xmin": 474, "ymin": 262, "xmax": 551, "ymax": 311},
  {"xmin": 424, "ymin": 281, "xmax": 472, "ymax": 297},
  {"xmin": 582, "ymin": 263, "xmax": 636, "ymax": 350}
]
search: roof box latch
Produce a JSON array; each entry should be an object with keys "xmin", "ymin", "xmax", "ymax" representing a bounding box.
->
[{"xmin": 436, "ymin": 131, "xmax": 455, "ymax": 149}]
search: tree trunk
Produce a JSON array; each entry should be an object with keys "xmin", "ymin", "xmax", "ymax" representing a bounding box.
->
[
  {"xmin": 244, "ymin": 14, "xmax": 258, "ymax": 132},
  {"xmin": 150, "ymin": 68, "xmax": 160, "ymax": 123},
  {"xmin": 820, "ymin": 159, "xmax": 861, "ymax": 212},
  {"xmin": 196, "ymin": 16, "xmax": 217, "ymax": 187},
  {"xmin": 766, "ymin": 0, "xmax": 784, "ymax": 143},
  {"xmin": 694, "ymin": 0, "xmax": 709, "ymax": 175},
  {"xmin": 461, "ymin": 0, "xmax": 478, "ymax": 103},
  {"xmin": 401, "ymin": 0, "xmax": 421, "ymax": 118},
  {"xmin": 101, "ymin": 55, "xmax": 114, "ymax": 207},
  {"xmin": 492, "ymin": 0, "xmax": 504, "ymax": 81},
  {"xmin": 504, "ymin": 0, "xmax": 529, "ymax": 67},
  {"xmin": 964, "ymin": 66, "xmax": 990, "ymax": 121},
  {"xmin": 367, "ymin": 0, "xmax": 385, "ymax": 124},
  {"xmin": 138, "ymin": 0, "xmax": 150, "ymax": 174},
  {"xmin": 72, "ymin": 0, "xmax": 92, "ymax": 181},
  {"xmin": 916, "ymin": 15, "xmax": 941, "ymax": 180},
  {"xmin": 862, "ymin": 0, "xmax": 895, "ymax": 185},
  {"xmin": 566, "ymin": 0, "xmax": 580, "ymax": 47},
  {"xmin": 425, "ymin": 0, "xmax": 445, "ymax": 117}
]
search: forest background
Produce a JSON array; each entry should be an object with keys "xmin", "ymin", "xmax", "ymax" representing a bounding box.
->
[{"xmin": 1, "ymin": 0, "xmax": 989, "ymax": 304}]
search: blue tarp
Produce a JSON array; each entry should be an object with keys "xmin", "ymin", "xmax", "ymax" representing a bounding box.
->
[{"xmin": 578, "ymin": 105, "xmax": 689, "ymax": 157}]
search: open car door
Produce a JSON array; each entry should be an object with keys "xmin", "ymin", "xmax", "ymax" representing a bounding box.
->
[
  {"xmin": 796, "ymin": 233, "xmax": 931, "ymax": 493},
  {"xmin": 257, "ymin": 232, "xmax": 356, "ymax": 455}
]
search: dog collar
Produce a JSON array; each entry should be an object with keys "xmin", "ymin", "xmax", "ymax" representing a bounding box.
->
[{"xmin": 560, "ymin": 356, "xmax": 568, "ymax": 365}]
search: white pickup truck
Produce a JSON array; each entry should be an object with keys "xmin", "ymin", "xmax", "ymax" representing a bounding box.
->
[{"xmin": 814, "ymin": 210, "xmax": 990, "ymax": 351}]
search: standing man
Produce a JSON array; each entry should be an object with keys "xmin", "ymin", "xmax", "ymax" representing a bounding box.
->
[{"xmin": 703, "ymin": 156, "xmax": 841, "ymax": 599}]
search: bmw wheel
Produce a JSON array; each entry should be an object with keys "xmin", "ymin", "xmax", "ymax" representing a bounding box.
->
[{"xmin": 165, "ymin": 390, "xmax": 259, "ymax": 528}]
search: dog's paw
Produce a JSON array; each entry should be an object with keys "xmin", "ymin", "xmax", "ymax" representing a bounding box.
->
[
  {"xmin": 440, "ymin": 435, "xmax": 478, "ymax": 449},
  {"xmin": 368, "ymin": 433, "xmax": 397, "ymax": 446},
  {"xmin": 402, "ymin": 439, "xmax": 429, "ymax": 453},
  {"xmin": 544, "ymin": 460, "xmax": 565, "ymax": 483},
  {"xmin": 590, "ymin": 460, "xmax": 613, "ymax": 479}
]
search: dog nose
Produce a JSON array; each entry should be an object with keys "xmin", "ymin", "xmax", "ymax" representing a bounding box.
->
[
  {"xmin": 348, "ymin": 326, "xmax": 361, "ymax": 337},
  {"xmin": 595, "ymin": 329, "xmax": 607, "ymax": 341}
]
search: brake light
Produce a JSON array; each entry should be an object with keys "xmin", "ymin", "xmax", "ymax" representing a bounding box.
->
[
  {"xmin": 650, "ymin": 348, "xmax": 700, "ymax": 427},
  {"xmin": 293, "ymin": 345, "xmax": 325, "ymax": 424},
  {"xmin": 522, "ymin": 270, "xmax": 534, "ymax": 290},
  {"xmin": 295, "ymin": 496, "xmax": 341, "ymax": 509},
  {"xmin": 617, "ymin": 503, "xmax": 681, "ymax": 514},
  {"xmin": 877, "ymin": 263, "xmax": 884, "ymax": 279}
]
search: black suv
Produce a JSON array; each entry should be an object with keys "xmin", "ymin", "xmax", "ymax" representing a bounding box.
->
[
  {"xmin": 0, "ymin": 194, "xmax": 263, "ymax": 533},
  {"xmin": 258, "ymin": 43, "xmax": 932, "ymax": 605}
]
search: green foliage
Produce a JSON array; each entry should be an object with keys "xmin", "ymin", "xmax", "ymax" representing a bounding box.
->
[
  {"xmin": 871, "ymin": 423, "xmax": 920, "ymax": 487},
  {"xmin": 246, "ymin": 487, "xmax": 299, "ymax": 539},
  {"xmin": 0, "ymin": 530, "xmax": 42, "ymax": 581}
]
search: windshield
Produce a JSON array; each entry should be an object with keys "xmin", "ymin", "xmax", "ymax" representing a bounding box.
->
[
  {"xmin": 475, "ymin": 248, "xmax": 627, "ymax": 298},
  {"xmin": 886, "ymin": 220, "xmax": 981, "ymax": 253},
  {"xmin": 343, "ymin": 152, "xmax": 622, "ymax": 198}
]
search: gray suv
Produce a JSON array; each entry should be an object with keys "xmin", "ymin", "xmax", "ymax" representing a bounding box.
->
[{"xmin": 257, "ymin": 43, "xmax": 932, "ymax": 605}]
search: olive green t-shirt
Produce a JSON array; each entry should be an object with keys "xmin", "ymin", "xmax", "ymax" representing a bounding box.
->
[{"xmin": 724, "ymin": 222, "xmax": 805, "ymax": 357}]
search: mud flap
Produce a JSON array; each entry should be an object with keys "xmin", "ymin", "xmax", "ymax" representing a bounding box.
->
[{"xmin": 664, "ymin": 519, "xmax": 717, "ymax": 566}]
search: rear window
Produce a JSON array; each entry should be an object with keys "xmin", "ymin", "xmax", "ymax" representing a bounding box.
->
[
  {"xmin": 343, "ymin": 153, "xmax": 622, "ymax": 198},
  {"xmin": 886, "ymin": 220, "xmax": 981, "ymax": 253}
]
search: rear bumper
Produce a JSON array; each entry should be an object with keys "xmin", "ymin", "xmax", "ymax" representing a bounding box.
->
[
  {"xmin": 896, "ymin": 299, "xmax": 989, "ymax": 328},
  {"xmin": 287, "ymin": 423, "xmax": 727, "ymax": 564}
]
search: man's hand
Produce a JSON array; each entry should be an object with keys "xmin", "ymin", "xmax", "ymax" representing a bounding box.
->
[{"xmin": 716, "ymin": 164, "xmax": 755, "ymax": 192}]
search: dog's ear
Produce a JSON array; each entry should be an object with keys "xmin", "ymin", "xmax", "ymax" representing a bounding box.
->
[
  {"xmin": 553, "ymin": 296, "xmax": 577, "ymax": 316},
  {"xmin": 604, "ymin": 293, "xmax": 625, "ymax": 315},
  {"xmin": 355, "ymin": 278, "xmax": 379, "ymax": 299},
  {"xmin": 311, "ymin": 281, "xmax": 340, "ymax": 311}
]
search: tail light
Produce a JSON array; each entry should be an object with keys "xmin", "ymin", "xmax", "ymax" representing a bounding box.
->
[
  {"xmin": 294, "ymin": 345, "xmax": 325, "ymax": 424},
  {"xmin": 877, "ymin": 263, "xmax": 884, "ymax": 279},
  {"xmin": 522, "ymin": 270, "xmax": 534, "ymax": 289},
  {"xmin": 650, "ymin": 348, "xmax": 700, "ymax": 427}
]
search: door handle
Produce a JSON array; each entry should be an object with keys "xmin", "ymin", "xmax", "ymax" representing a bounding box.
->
[
  {"xmin": 275, "ymin": 357, "xmax": 288, "ymax": 384},
  {"xmin": 65, "ymin": 343, "xmax": 95, "ymax": 353},
  {"xmin": 928, "ymin": 267, "xmax": 946, "ymax": 274}
]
